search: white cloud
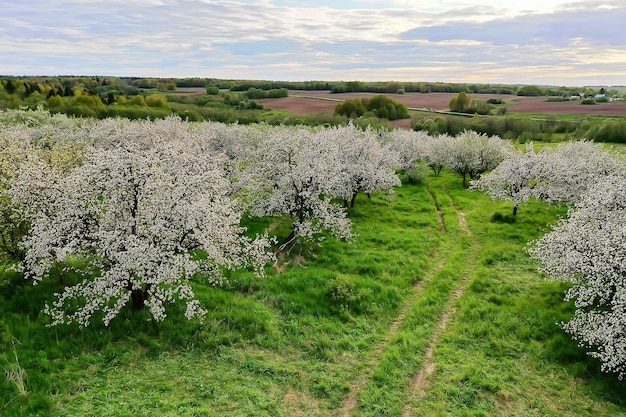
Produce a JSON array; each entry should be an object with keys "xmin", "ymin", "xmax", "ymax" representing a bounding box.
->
[{"xmin": 1, "ymin": 0, "xmax": 625, "ymax": 85}]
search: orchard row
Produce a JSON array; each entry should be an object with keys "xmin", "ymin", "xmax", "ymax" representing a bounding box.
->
[{"xmin": 1, "ymin": 108, "xmax": 625, "ymax": 377}]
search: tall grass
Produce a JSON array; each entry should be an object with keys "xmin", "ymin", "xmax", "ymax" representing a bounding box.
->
[{"xmin": 1, "ymin": 171, "xmax": 625, "ymax": 416}]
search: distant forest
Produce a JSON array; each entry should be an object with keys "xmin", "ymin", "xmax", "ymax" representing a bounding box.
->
[{"xmin": 1, "ymin": 76, "xmax": 625, "ymax": 142}]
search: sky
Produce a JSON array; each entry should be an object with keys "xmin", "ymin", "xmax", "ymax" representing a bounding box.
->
[{"xmin": 2, "ymin": 0, "xmax": 625, "ymax": 86}]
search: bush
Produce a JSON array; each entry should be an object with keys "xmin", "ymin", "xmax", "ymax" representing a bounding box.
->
[
  {"xmin": 404, "ymin": 162, "xmax": 430, "ymax": 184},
  {"xmin": 326, "ymin": 275, "xmax": 373, "ymax": 313},
  {"xmin": 245, "ymin": 100, "xmax": 263, "ymax": 110},
  {"xmin": 516, "ymin": 85, "xmax": 544, "ymax": 96},
  {"xmin": 490, "ymin": 212, "xmax": 516, "ymax": 224},
  {"xmin": 145, "ymin": 94, "xmax": 168, "ymax": 108},
  {"xmin": 585, "ymin": 119, "xmax": 626, "ymax": 143},
  {"xmin": 47, "ymin": 96, "xmax": 65, "ymax": 108},
  {"xmin": 130, "ymin": 95, "xmax": 147, "ymax": 107},
  {"xmin": 449, "ymin": 92, "xmax": 472, "ymax": 112},
  {"xmin": 465, "ymin": 99, "xmax": 495, "ymax": 115},
  {"xmin": 335, "ymin": 95, "xmax": 408, "ymax": 120}
]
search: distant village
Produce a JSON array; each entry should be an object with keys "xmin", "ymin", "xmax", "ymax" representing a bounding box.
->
[{"xmin": 570, "ymin": 88, "xmax": 623, "ymax": 101}]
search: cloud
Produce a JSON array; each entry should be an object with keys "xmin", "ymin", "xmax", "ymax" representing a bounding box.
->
[
  {"xmin": 1, "ymin": 0, "xmax": 625, "ymax": 85},
  {"xmin": 401, "ymin": 6, "xmax": 626, "ymax": 47}
]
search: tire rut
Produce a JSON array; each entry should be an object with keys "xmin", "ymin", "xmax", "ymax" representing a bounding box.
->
[
  {"xmin": 427, "ymin": 183, "xmax": 446, "ymax": 233},
  {"xmin": 402, "ymin": 202, "xmax": 476, "ymax": 417},
  {"xmin": 336, "ymin": 184, "xmax": 449, "ymax": 417}
]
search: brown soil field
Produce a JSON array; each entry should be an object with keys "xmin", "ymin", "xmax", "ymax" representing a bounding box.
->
[
  {"xmin": 505, "ymin": 96, "xmax": 626, "ymax": 116},
  {"xmin": 259, "ymin": 91, "xmax": 626, "ymax": 129},
  {"xmin": 169, "ymin": 88, "xmax": 625, "ymax": 129}
]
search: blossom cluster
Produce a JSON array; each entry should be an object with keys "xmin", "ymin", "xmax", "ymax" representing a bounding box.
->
[
  {"xmin": 5, "ymin": 112, "xmax": 275, "ymax": 326},
  {"xmin": 528, "ymin": 176, "xmax": 626, "ymax": 378},
  {"xmin": 471, "ymin": 140, "xmax": 626, "ymax": 215}
]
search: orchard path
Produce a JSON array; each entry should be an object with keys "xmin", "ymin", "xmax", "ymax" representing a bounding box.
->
[{"xmin": 335, "ymin": 180, "xmax": 479, "ymax": 417}]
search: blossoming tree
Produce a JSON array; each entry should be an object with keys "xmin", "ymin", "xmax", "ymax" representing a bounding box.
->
[
  {"xmin": 385, "ymin": 129, "xmax": 435, "ymax": 182},
  {"xmin": 470, "ymin": 144, "xmax": 540, "ymax": 215},
  {"xmin": 236, "ymin": 125, "xmax": 355, "ymax": 251},
  {"xmin": 443, "ymin": 131, "xmax": 509, "ymax": 187},
  {"xmin": 325, "ymin": 124, "xmax": 401, "ymax": 207},
  {"xmin": 11, "ymin": 138, "xmax": 274, "ymax": 327},
  {"xmin": 528, "ymin": 176, "xmax": 626, "ymax": 378},
  {"xmin": 533, "ymin": 140, "xmax": 625, "ymax": 204}
]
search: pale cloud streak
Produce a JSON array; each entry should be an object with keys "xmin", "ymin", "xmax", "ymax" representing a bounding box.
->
[{"xmin": 1, "ymin": 0, "xmax": 625, "ymax": 85}]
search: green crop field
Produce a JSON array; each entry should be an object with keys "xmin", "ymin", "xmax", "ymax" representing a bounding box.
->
[{"xmin": 2, "ymin": 170, "xmax": 625, "ymax": 417}]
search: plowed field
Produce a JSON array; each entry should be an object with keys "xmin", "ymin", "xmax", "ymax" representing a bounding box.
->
[{"xmin": 259, "ymin": 91, "xmax": 626, "ymax": 129}]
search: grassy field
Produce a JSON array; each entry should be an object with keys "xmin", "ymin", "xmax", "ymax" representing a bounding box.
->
[{"xmin": 2, "ymin": 171, "xmax": 626, "ymax": 416}]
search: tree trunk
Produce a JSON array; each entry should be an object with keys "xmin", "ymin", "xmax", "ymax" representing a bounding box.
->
[
  {"xmin": 129, "ymin": 284, "xmax": 151, "ymax": 310},
  {"xmin": 513, "ymin": 205, "xmax": 518, "ymax": 216},
  {"xmin": 350, "ymin": 193, "xmax": 358, "ymax": 208}
]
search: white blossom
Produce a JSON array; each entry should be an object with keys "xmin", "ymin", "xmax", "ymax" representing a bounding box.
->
[
  {"xmin": 470, "ymin": 144, "xmax": 540, "ymax": 215},
  {"xmin": 324, "ymin": 123, "xmax": 401, "ymax": 207},
  {"xmin": 11, "ymin": 125, "xmax": 274, "ymax": 326},
  {"xmin": 441, "ymin": 131, "xmax": 510, "ymax": 187},
  {"xmin": 236, "ymin": 125, "xmax": 355, "ymax": 251},
  {"xmin": 528, "ymin": 175, "xmax": 626, "ymax": 378},
  {"xmin": 534, "ymin": 140, "xmax": 626, "ymax": 205},
  {"xmin": 384, "ymin": 129, "xmax": 439, "ymax": 181}
]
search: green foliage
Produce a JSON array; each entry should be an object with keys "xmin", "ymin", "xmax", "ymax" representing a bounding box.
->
[
  {"xmin": 489, "ymin": 211, "xmax": 516, "ymax": 224},
  {"xmin": 46, "ymin": 95, "xmax": 64, "ymax": 108},
  {"xmin": 449, "ymin": 92, "xmax": 472, "ymax": 112},
  {"xmin": 585, "ymin": 119, "xmax": 626, "ymax": 143},
  {"xmin": 245, "ymin": 88, "xmax": 288, "ymax": 99},
  {"xmin": 325, "ymin": 274, "xmax": 375, "ymax": 313},
  {"xmin": 145, "ymin": 93, "xmax": 169, "ymax": 108},
  {"xmin": 404, "ymin": 162, "xmax": 430, "ymax": 184},
  {"xmin": 334, "ymin": 95, "xmax": 409, "ymax": 120},
  {"xmin": 130, "ymin": 95, "xmax": 147, "ymax": 106},
  {"xmin": 465, "ymin": 98, "xmax": 495, "ymax": 115},
  {"xmin": 412, "ymin": 113, "xmax": 625, "ymax": 142},
  {"xmin": 517, "ymin": 85, "xmax": 544, "ymax": 96},
  {"xmin": 206, "ymin": 86, "xmax": 219, "ymax": 95}
]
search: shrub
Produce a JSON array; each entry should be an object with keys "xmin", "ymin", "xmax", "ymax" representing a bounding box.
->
[
  {"xmin": 335, "ymin": 95, "xmax": 409, "ymax": 120},
  {"xmin": 516, "ymin": 85, "xmax": 543, "ymax": 96},
  {"xmin": 326, "ymin": 275, "xmax": 373, "ymax": 313},
  {"xmin": 449, "ymin": 92, "xmax": 472, "ymax": 112},
  {"xmin": 130, "ymin": 95, "xmax": 147, "ymax": 107},
  {"xmin": 145, "ymin": 94, "xmax": 168, "ymax": 108},
  {"xmin": 490, "ymin": 212, "xmax": 516, "ymax": 224}
]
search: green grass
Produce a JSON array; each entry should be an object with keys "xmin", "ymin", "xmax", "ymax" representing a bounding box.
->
[{"xmin": 2, "ymin": 171, "xmax": 626, "ymax": 416}]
